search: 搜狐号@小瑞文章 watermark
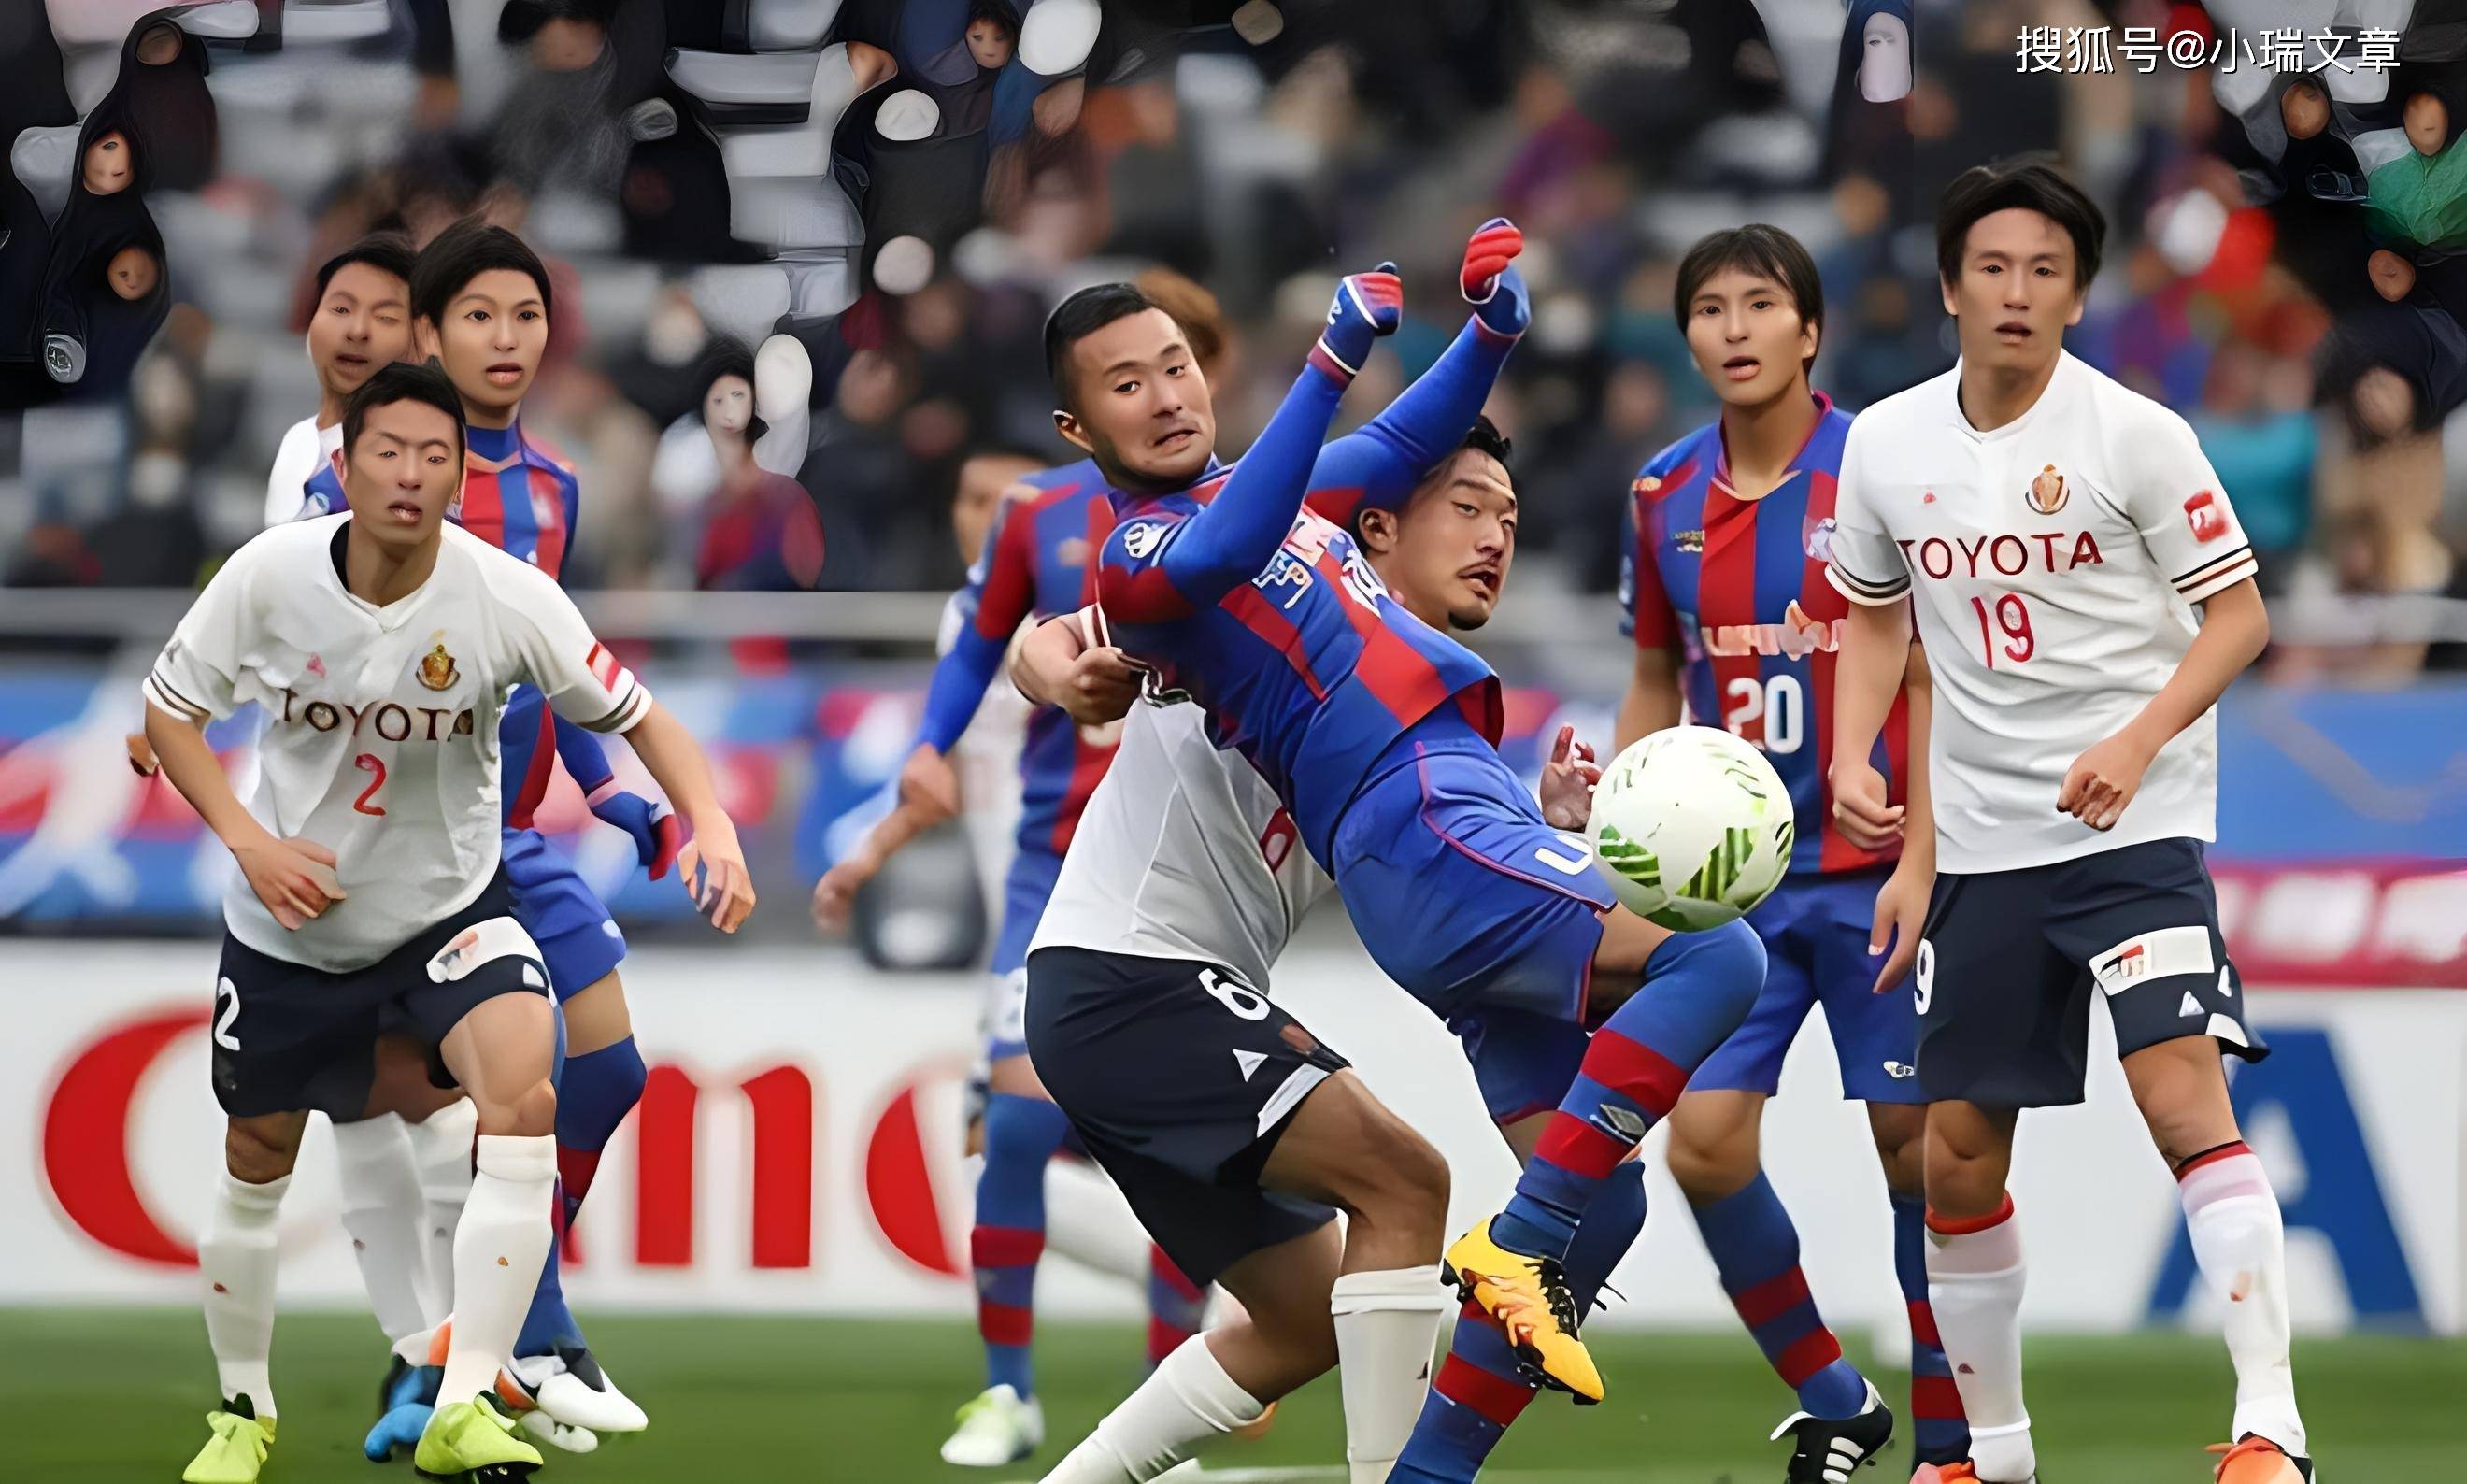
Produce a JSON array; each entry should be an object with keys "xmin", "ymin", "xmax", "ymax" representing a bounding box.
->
[{"xmin": 2016, "ymin": 24, "xmax": 2399, "ymax": 76}]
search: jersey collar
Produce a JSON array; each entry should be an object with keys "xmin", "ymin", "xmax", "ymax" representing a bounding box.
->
[
  {"xmin": 461, "ymin": 419, "xmax": 564, "ymax": 478},
  {"xmin": 1711, "ymin": 389, "xmax": 1832, "ymax": 502},
  {"xmin": 1106, "ymin": 454, "xmax": 1227, "ymax": 513}
]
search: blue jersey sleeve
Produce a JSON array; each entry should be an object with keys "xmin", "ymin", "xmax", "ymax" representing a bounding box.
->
[
  {"xmin": 1305, "ymin": 317, "xmax": 1519, "ymax": 526},
  {"xmin": 1098, "ymin": 364, "xmax": 1349, "ymax": 621},
  {"xmin": 552, "ymin": 711, "xmax": 616, "ymax": 793},
  {"xmin": 915, "ymin": 492, "xmax": 1037, "ymax": 753}
]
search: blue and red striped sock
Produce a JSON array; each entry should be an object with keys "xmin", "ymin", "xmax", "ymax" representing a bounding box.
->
[
  {"xmin": 1492, "ymin": 922, "xmax": 1764, "ymax": 1260},
  {"xmin": 1390, "ymin": 1162, "xmax": 1648, "ymax": 1482},
  {"xmin": 972, "ymin": 1092, "xmax": 1072, "ymax": 1397},
  {"xmin": 1146, "ymin": 1246, "xmax": 1207, "ymax": 1369},
  {"xmin": 1694, "ymin": 1173, "xmax": 1866, "ymax": 1419},
  {"xmin": 516, "ymin": 1029, "xmax": 644, "ymax": 1356},
  {"xmin": 1895, "ymin": 1191, "xmax": 1970, "ymax": 1465}
]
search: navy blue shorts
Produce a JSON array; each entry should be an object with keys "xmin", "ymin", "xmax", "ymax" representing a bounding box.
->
[
  {"xmin": 1690, "ymin": 868, "xmax": 1925, "ymax": 1104},
  {"xmin": 1918, "ymin": 837, "xmax": 2267, "ymax": 1107},
  {"xmin": 212, "ymin": 869, "xmax": 549, "ymax": 1118},
  {"xmin": 1023, "ymin": 946, "xmax": 1343, "ymax": 1287},
  {"xmin": 1331, "ymin": 740, "xmax": 1614, "ymax": 1023},
  {"xmin": 501, "ymin": 828, "xmax": 624, "ymax": 1003}
]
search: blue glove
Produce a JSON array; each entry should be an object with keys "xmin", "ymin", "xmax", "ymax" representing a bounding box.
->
[
  {"xmin": 587, "ymin": 780, "xmax": 682, "ymax": 881},
  {"xmin": 1309, "ymin": 261, "xmax": 1403, "ymax": 383},
  {"xmin": 1461, "ymin": 217, "xmax": 1530, "ymax": 339}
]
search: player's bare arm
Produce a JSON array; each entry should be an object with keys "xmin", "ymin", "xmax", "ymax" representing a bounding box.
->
[
  {"xmin": 1827, "ymin": 597, "xmax": 1914, "ymax": 845},
  {"xmin": 621, "ymin": 702, "xmax": 757, "ymax": 933},
  {"xmin": 1869, "ymin": 643, "xmax": 1932, "ymax": 992},
  {"xmin": 143, "ymin": 701, "xmax": 343, "ymax": 932},
  {"xmin": 2056, "ymin": 578, "xmax": 2268, "ymax": 832},
  {"xmin": 811, "ymin": 799, "xmax": 937, "ymax": 930},
  {"xmin": 1613, "ymin": 646, "xmax": 1683, "ymax": 754}
]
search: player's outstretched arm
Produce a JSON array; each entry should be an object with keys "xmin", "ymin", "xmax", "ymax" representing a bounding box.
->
[
  {"xmin": 2057, "ymin": 578, "xmax": 2268, "ymax": 831},
  {"xmin": 1306, "ymin": 222, "xmax": 1529, "ymax": 521},
  {"xmin": 1106, "ymin": 265, "xmax": 1400, "ymax": 619},
  {"xmin": 812, "ymin": 796, "xmax": 940, "ymax": 930},
  {"xmin": 622, "ymin": 702, "xmax": 756, "ymax": 932},
  {"xmin": 144, "ymin": 704, "xmax": 342, "ymax": 930},
  {"xmin": 1828, "ymin": 597, "xmax": 1913, "ymax": 845}
]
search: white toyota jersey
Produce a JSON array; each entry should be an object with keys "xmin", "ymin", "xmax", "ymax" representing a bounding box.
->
[
  {"xmin": 1826, "ymin": 352, "xmax": 2258, "ymax": 874},
  {"xmin": 1031, "ymin": 698, "xmax": 1330, "ymax": 991},
  {"xmin": 144, "ymin": 515, "xmax": 652, "ymax": 971}
]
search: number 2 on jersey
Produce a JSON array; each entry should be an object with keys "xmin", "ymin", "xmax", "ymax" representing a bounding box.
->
[
  {"xmin": 1968, "ymin": 593, "xmax": 2035, "ymax": 668},
  {"xmin": 352, "ymin": 753, "xmax": 388, "ymax": 816}
]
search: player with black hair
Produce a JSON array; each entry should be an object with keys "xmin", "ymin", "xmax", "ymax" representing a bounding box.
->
[
  {"xmin": 162, "ymin": 363, "xmax": 751, "ymax": 1484},
  {"xmin": 1615, "ymin": 221, "xmax": 1962, "ymax": 1484},
  {"xmin": 268, "ymin": 233, "xmax": 420, "ymax": 524},
  {"xmin": 1826, "ymin": 159, "xmax": 2301, "ymax": 1484}
]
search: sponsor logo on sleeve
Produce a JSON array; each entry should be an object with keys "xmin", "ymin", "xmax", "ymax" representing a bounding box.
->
[
  {"xmin": 586, "ymin": 641, "xmax": 622, "ymax": 691},
  {"xmin": 2185, "ymin": 489, "xmax": 2227, "ymax": 543}
]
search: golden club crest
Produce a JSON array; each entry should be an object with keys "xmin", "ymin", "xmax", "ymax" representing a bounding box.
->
[
  {"xmin": 2027, "ymin": 463, "xmax": 2068, "ymax": 515},
  {"xmin": 418, "ymin": 641, "xmax": 460, "ymax": 692}
]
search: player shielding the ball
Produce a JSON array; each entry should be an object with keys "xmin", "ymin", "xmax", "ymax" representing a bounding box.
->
[{"xmin": 1825, "ymin": 161, "xmax": 2303, "ymax": 1484}]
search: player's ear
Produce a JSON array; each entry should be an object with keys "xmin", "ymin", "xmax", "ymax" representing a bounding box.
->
[
  {"xmin": 412, "ymin": 316, "xmax": 441, "ymax": 362},
  {"xmin": 1938, "ymin": 273, "xmax": 1960, "ymax": 319},
  {"xmin": 2065, "ymin": 291, "xmax": 2086, "ymax": 328},
  {"xmin": 1053, "ymin": 408, "xmax": 1094, "ymax": 456},
  {"xmin": 1354, "ymin": 507, "xmax": 1398, "ymax": 554},
  {"xmin": 1799, "ymin": 313, "xmax": 1819, "ymax": 370}
]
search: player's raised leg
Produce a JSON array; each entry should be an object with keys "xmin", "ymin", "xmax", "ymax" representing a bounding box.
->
[
  {"xmin": 183, "ymin": 1113, "xmax": 302, "ymax": 1484},
  {"xmin": 1452, "ymin": 913, "xmax": 1765, "ymax": 1398},
  {"xmin": 1390, "ymin": 1008, "xmax": 1648, "ymax": 1484}
]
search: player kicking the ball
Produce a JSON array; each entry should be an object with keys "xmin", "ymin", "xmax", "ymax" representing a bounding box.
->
[
  {"xmin": 157, "ymin": 364, "xmax": 752, "ymax": 1484},
  {"xmin": 1061, "ymin": 219, "xmax": 1764, "ymax": 1444},
  {"xmin": 1825, "ymin": 161, "xmax": 2303, "ymax": 1484},
  {"xmin": 1620, "ymin": 223, "xmax": 1965, "ymax": 1482}
]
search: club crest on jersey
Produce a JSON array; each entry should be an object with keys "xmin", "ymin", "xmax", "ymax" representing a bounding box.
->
[
  {"xmin": 1121, "ymin": 521, "xmax": 1167, "ymax": 560},
  {"xmin": 2027, "ymin": 463, "xmax": 2068, "ymax": 515},
  {"xmin": 1674, "ymin": 529, "xmax": 1705, "ymax": 555},
  {"xmin": 1804, "ymin": 515, "xmax": 1837, "ymax": 562},
  {"xmin": 2185, "ymin": 489, "xmax": 2227, "ymax": 543},
  {"xmin": 418, "ymin": 642, "xmax": 460, "ymax": 692}
]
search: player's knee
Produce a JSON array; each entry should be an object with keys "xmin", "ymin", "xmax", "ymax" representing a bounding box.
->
[
  {"xmin": 1868, "ymin": 1109, "xmax": 1927, "ymax": 1199},
  {"xmin": 223, "ymin": 1120, "xmax": 302, "ymax": 1183},
  {"xmin": 981, "ymin": 1091, "xmax": 1067, "ymax": 1166},
  {"xmin": 1316, "ymin": 1086, "xmax": 1447, "ymax": 1228},
  {"xmin": 1922, "ymin": 1132, "xmax": 2004, "ymax": 1216},
  {"xmin": 1374, "ymin": 1123, "xmax": 1451, "ymax": 1230},
  {"xmin": 1665, "ymin": 1114, "xmax": 1758, "ymax": 1204},
  {"xmin": 476, "ymin": 1077, "xmax": 558, "ymax": 1139}
]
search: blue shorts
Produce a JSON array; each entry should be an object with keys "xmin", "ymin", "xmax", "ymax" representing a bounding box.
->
[
  {"xmin": 990, "ymin": 845, "xmax": 1062, "ymax": 978},
  {"xmin": 1690, "ymin": 868, "xmax": 1924, "ymax": 1104},
  {"xmin": 1332, "ymin": 739, "xmax": 1614, "ymax": 1023},
  {"xmin": 501, "ymin": 828, "xmax": 625, "ymax": 1003}
]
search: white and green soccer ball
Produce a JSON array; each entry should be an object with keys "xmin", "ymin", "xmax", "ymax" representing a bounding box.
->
[{"xmin": 1586, "ymin": 725, "xmax": 1793, "ymax": 932}]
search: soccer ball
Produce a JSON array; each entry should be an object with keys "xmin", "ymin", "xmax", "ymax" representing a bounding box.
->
[{"xmin": 1586, "ymin": 725, "xmax": 1792, "ymax": 932}]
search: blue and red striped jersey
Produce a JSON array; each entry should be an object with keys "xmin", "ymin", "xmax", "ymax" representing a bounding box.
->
[
  {"xmin": 457, "ymin": 422, "xmax": 584, "ymax": 829},
  {"xmin": 1619, "ymin": 392, "xmax": 1909, "ymax": 876},
  {"xmin": 925, "ymin": 458, "xmax": 1119, "ymax": 860},
  {"xmin": 1099, "ymin": 467, "xmax": 1501, "ymax": 870}
]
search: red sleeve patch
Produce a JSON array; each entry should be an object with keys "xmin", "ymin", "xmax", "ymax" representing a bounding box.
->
[{"xmin": 2184, "ymin": 490, "xmax": 2226, "ymax": 544}]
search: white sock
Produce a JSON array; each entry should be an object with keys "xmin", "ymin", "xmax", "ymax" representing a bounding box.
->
[
  {"xmin": 1038, "ymin": 1334, "xmax": 1264, "ymax": 1483},
  {"xmin": 201, "ymin": 1170, "xmax": 291, "ymax": 1418},
  {"xmin": 436, "ymin": 1134, "xmax": 555, "ymax": 1405},
  {"xmin": 1330, "ymin": 1265, "xmax": 1447, "ymax": 1483},
  {"xmin": 407, "ymin": 1098, "xmax": 477, "ymax": 1324},
  {"xmin": 1927, "ymin": 1195, "xmax": 2033, "ymax": 1483},
  {"xmin": 330, "ymin": 1114, "xmax": 432, "ymax": 1344},
  {"xmin": 1043, "ymin": 1157, "xmax": 1150, "ymax": 1284},
  {"xmin": 2180, "ymin": 1145, "xmax": 2305, "ymax": 1456}
]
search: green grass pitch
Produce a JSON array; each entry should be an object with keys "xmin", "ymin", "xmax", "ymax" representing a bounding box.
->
[{"xmin": 12, "ymin": 1309, "xmax": 2458, "ymax": 1481}]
